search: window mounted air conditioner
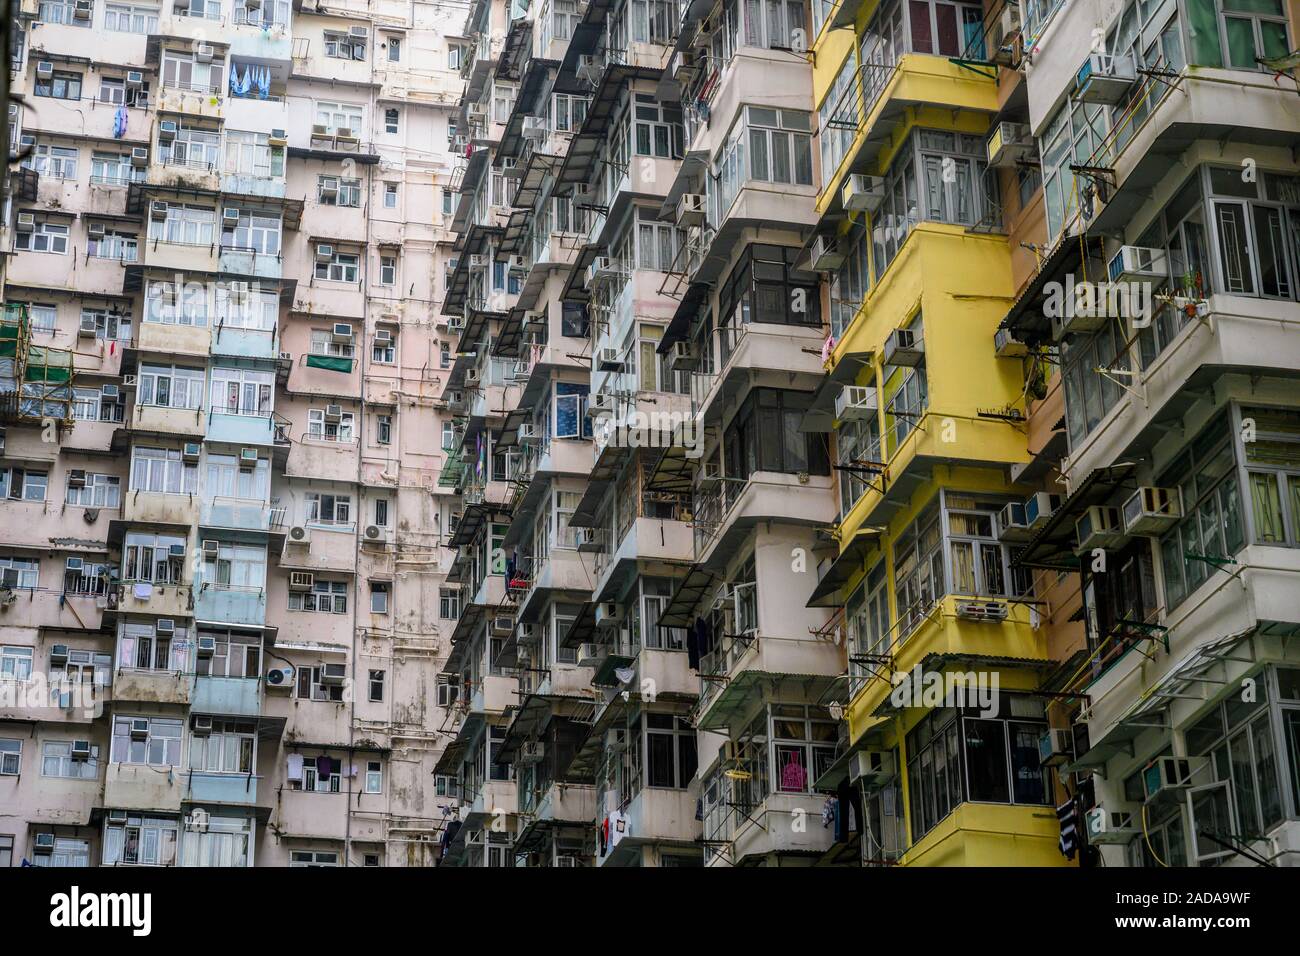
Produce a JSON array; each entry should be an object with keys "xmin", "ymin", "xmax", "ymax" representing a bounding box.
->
[
  {"xmin": 1085, "ymin": 806, "xmax": 1139, "ymax": 844},
  {"xmin": 268, "ymin": 129, "xmax": 287, "ymax": 147},
  {"xmin": 182, "ymin": 442, "xmax": 201, "ymax": 461},
  {"xmin": 123, "ymin": 375, "xmax": 138, "ymax": 388},
  {"xmin": 464, "ymin": 368, "xmax": 480, "ymax": 384},
  {"xmin": 841, "ymin": 174, "xmax": 886, "ymax": 214},
  {"xmin": 332, "ymin": 322, "xmax": 353, "ymax": 340},
  {"xmin": 993, "ymin": 326, "xmax": 1028, "ymax": 358},
  {"xmin": 1142, "ymin": 756, "xmax": 1203, "ymax": 803},
  {"xmin": 194, "ymin": 44, "xmax": 215, "ymax": 63},
  {"xmin": 196, "ymin": 635, "xmax": 215, "ymax": 656},
  {"xmin": 1122, "ymin": 486, "xmax": 1181, "ymax": 536},
  {"xmin": 126, "ymin": 71, "xmax": 143, "ymax": 88},
  {"xmin": 101, "ymin": 384, "xmax": 119, "ymax": 400},
  {"xmin": 87, "ymin": 221, "xmax": 107, "ymax": 238},
  {"xmin": 155, "ymin": 618, "xmax": 175, "ymax": 635},
  {"xmin": 1037, "ymin": 728, "xmax": 1073, "ymax": 767},
  {"xmin": 882, "ymin": 327, "xmax": 924, "ymax": 367},
  {"xmin": 130, "ymin": 718, "xmax": 150, "ymax": 739},
  {"xmin": 201, "ymin": 539, "xmax": 220, "ymax": 558},
  {"xmin": 238, "ymin": 447, "xmax": 258, "ymax": 468},
  {"xmin": 507, "ymin": 254, "xmax": 527, "ymax": 271},
  {"xmin": 675, "ymin": 193, "xmax": 705, "ymax": 228},
  {"xmin": 15, "ymin": 212, "xmax": 35, "ymax": 232},
  {"xmin": 595, "ymin": 347, "xmax": 624, "ymax": 372},
  {"xmin": 78, "ymin": 315, "xmax": 98, "ymax": 337},
  {"xmin": 985, "ymin": 122, "xmax": 1033, "ymax": 167},
  {"xmin": 834, "ymin": 385, "xmax": 876, "ymax": 422},
  {"xmin": 467, "ymin": 104, "xmax": 487, "ymax": 123},
  {"xmin": 325, "ymin": 403, "xmax": 343, "ymax": 421},
  {"xmin": 1022, "ymin": 491, "xmax": 1061, "ymax": 529},
  {"xmin": 108, "ymin": 809, "xmax": 128, "ymax": 823},
  {"xmin": 587, "ymin": 391, "xmax": 612, "ymax": 414},
  {"xmin": 375, "ymin": 328, "xmax": 394, "ymax": 344},
  {"xmin": 168, "ymin": 544, "xmax": 186, "ymax": 558},
  {"xmin": 698, "ymin": 461, "xmax": 721, "ymax": 488},
  {"xmin": 576, "ymin": 527, "xmax": 605, "ymax": 553},
  {"xmin": 73, "ymin": 0, "xmax": 92, "ymax": 17},
  {"xmin": 335, "ymin": 127, "xmax": 358, "ymax": 142},
  {"xmin": 312, "ymin": 124, "xmax": 331, "ymax": 138},
  {"xmin": 70, "ymin": 739, "xmax": 92, "ymax": 760},
  {"xmin": 34, "ymin": 833, "xmax": 55, "ymax": 854},
  {"xmin": 1107, "ymin": 245, "xmax": 1168, "ymax": 284},
  {"xmin": 323, "ymin": 663, "xmax": 347, "ymax": 685},
  {"xmin": 1074, "ymin": 505, "xmax": 1123, "ymax": 551},
  {"xmin": 490, "ymin": 615, "xmax": 513, "ymax": 635},
  {"xmin": 65, "ymin": 557, "xmax": 85, "ymax": 573},
  {"xmin": 954, "ymin": 600, "xmax": 1009, "ymax": 622},
  {"xmin": 50, "ymin": 644, "xmax": 70, "ymax": 664},
  {"xmin": 519, "ymin": 422, "xmax": 538, "ymax": 442},
  {"xmin": 519, "ymin": 741, "xmax": 545, "ymax": 764},
  {"xmin": 150, "ymin": 201, "xmax": 169, "ymax": 221},
  {"xmin": 669, "ymin": 341, "xmax": 699, "ymax": 371},
  {"xmin": 67, "ymin": 469, "xmax": 87, "ymax": 487},
  {"xmin": 577, "ymin": 643, "xmax": 604, "ymax": 666},
  {"xmin": 223, "ymin": 207, "xmax": 241, "ymax": 225},
  {"xmin": 315, "ymin": 244, "xmax": 335, "ymax": 262},
  {"xmin": 1074, "ymin": 52, "xmax": 1137, "ymax": 106},
  {"xmin": 36, "ymin": 61, "xmax": 54, "ymax": 80},
  {"xmin": 468, "ymin": 253, "xmax": 487, "ymax": 268},
  {"xmin": 809, "ymin": 234, "xmax": 845, "ymax": 272},
  {"xmin": 192, "ymin": 715, "xmax": 213, "ymax": 734},
  {"xmin": 594, "ymin": 601, "xmax": 622, "ymax": 626},
  {"xmin": 349, "ymin": 25, "xmax": 368, "ymax": 38},
  {"xmin": 999, "ymin": 1, "xmax": 1022, "ymax": 40},
  {"xmin": 158, "ymin": 120, "xmax": 178, "ymax": 143},
  {"xmin": 850, "ymin": 750, "xmax": 895, "ymax": 789},
  {"xmin": 131, "ymin": 147, "xmax": 149, "ymax": 166}
]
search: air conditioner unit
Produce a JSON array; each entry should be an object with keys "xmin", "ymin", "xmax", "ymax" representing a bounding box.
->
[
  {"xmin": 312, "ymin": 124, "xmax": 331, "ymax": 138},
  {"xmin": 468, "ymin": 253, "xmax": 487, "ymax": 268},
  {"xmin": 36, "ymin": 61, "xmax": 54, "ymax": 79},
  {"xmin": 131, "ymin": 147, "xmax": 149, "ymax": 166},
  {"xmin": 126, "ymin": 71, "xmax": 143, "ymax": 88},
  {"xmin": 364, "ymin": 524, "xmax": 384, "ymax": 541},
  {"xmin": 332, "ymin": 322, "xmax": 354, "ymax": 340},
  {"xmin": 168, "ymin": 543, "xmax": 186, "ymax": 558},
  {"xmin": 675, "ymin": 193, "xmax": 706, "ymax": 228},
  {"xmin": 587, "ymin": 391, "xmax": 612, "ymax": 414},
  {"xmin": 1142, "ymin": 756, "xmax": 1203, "ymax": 803},
  {"xmin": 986, "ymin": 122, "xmax": 1033, "ymax": 168},
  {"xmin": 996, "ymin": 501, "xmax": 1030, "ymax": 541},
  {"xmin": 87, "ymin": 221, "xmax": 107, "ymax": 238},
  {"xmin": 265, "ymin": 667, "xmax": 294, "ymax": 688},
  {"xmin": 1074, "ymin": 53, "xmax": 1137, "ymax": 106},
  {"xmin": 587, "ymin": 257, "xmax": 620, "ymax": 286},
  {"xmin": 882, "ymin": 328, "xmax": 924, "ymax": 367},
  {"xmin": 100, "ymin": 383, "xmax": 120, "ymax": 401},
  {"xmin": 107, "ymin": 809, "xmax": 129, "ymax": 824},
  {"xmin": 288, "ymin": 524, "xmax": 310, "ymax": 544},
  {"xmin": 73, "ymin": 0, "xmax": 92, "ymax": 16},
  {"xmin": 698, "ymin": 461, "xmax": 721, "ymax": 488},
  {"xmin": 669, "ymin": 340, "xmax": 699, "ymax": 372},
  {"xmin": 1037, "ymin": 728, "xmax": 1073, "ymax": 767},
  {"xmin": 193, "ymin": 715, "xmax": 214, "ymax": 734},
  {"xmin": 222, "ymin": 207, "xmax": 241, "ymax": 226},
  {"xmin": 1075, "ymin": 505, "xmax": 1123, "ymax": 551},
  {"xmin": 519, "ymin": 741, "xmax": 545, "ymax": 764},
  {"xmin": 834, "ymin": 385, "xmax": 876, "ymax": 422},
  {"xmin": 1022, "ymin": 491, "xmax": 1061, "ymax": 530},
  {"xmin": 594, "ymin": 601, "xmax": 622, "ymax": 627},
  {"xmin": 349, "ymin": 25, "xmax": 368, "ymax": 38},
  {"xmin": 596, "ymin": 347, "xmax": 624, "ymax": 372},
  {"xmin": 993, "ymin": 326, "xmax": 1028, "ymax": 358},
  {"xmin": 150, "ymin": 200, "xmax": 169, "ymax": 221},
  {"xmin": 576, "ymin": 527, "xmax": 605, "ymax": 553},
  {"xmin": 156, "ymin": 618, "xmax": 176, "ymax": 635},
  {"xmin": 505, "ymin": 254, "xmax": 527, "ymax": 272},
  {"xmin": 182, "ymin": 442, "xmax": 202, "ymax": 461},
  {"xmin": 1107, "ymin": 245, "xmax": 1168, "ymax": 284},
  {"xmin": 34, "ymin": 833, "xmax": 55, "ymax": 854},
  {"xmin": 809, "ymin": 234, "xmax": 845, "ymax": 272},
  {"xmin": 315, "ymin": 244, "xmax": 335, "ymax": 262},
  {"xmin": 194, "ymin": 43, "xmax": 215, "ymax": 63},
  {"xmin": 325, "ymin": 403, "xmax": 343, "ymax": 421},
  {"xmin": 1085, "ymin": 806, "xmax": 1139, "ymax": 844},
  {"xmin": 464, "ymin": 368, "xmax": 480, "ymax": 385},
  {"xmin": 268, "ymin": 129, "xmax": 287, "ymax": 147},
  {"xmin": 50, "ymin": 644, "xmax": 70, "ymax": 664},
  {"xmin": 500, "ymin": 156, "xmax": 521, "ymax": 177},
  {"xmin": 466, "ymin": 104, "xmax": 487, "ymax": 123},
  {"xmin": 15, "ymin": 212, "xmax": 35, "ymax": 232},
  {"xmin": 841, "ymin": 174, "xmax": 886, "ymax": 214},
  {"xmin": 374, "ymin": 328, "xmax": 394, "ymax": 344},
  {"xmin": 158, "ymin": 120, "xmax": 178, "ymax": 143},
  {"xmin": 289, "ymin": 572, "xmax": 315, "ymax": 595},
  {"xmin": 123, "ymin": 375, "xmax": 138, "ymax": 388},
  {"xmin": 322, "ymin": 662, "xmax": 347, "ymax": 685},
  {"xmin": 67, "ymin": 469, "xmax": 87, "ymax": 487},
  {"xmin": 71, "ymin": 739, "xmax": 92, "ymax": 760},
  {"xmin": 519, "ymin": 422, "xmax": 538, "ymax": 442},
  {"xmin": 955, "ymin": 600, "xmax": 1009, "ymax": 622},
  {"xmin": 576, "ymin": 55, "xmax": 601, "ymax": 84},
  {"xmin": 577, "ymin": 642, "xmax": 604, "ymax": 666},
  {"xmin": 201, "ymin": 539, "xmax": 220, "ymax": 558},
  {"xmin": 130, "ymin": 718, "xmax": 150, "ymax": 739},
  {"xmin": 335, "ymin": 127, "xmax": 357, "ymax": 142},
  {"xmin": 1050, "ymin": 301, "xmax": 1110, "ymax": 340},
  {"xmin": 850, "ymin": 750, "xmax": 896, "ymax": 789},
  {"xmin": 999, "ymin": 1, "xmax": 1022, "ymax": 39},
  {"xmin": 1122, "ymin": 486, "xmax": 1182, "ymax": 536}
]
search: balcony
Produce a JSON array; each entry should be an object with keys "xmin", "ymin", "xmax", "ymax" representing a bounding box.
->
[
  {"xmin": 121, "ymin": 490, "xmax": 199, "ymax": 527},
  {"xmin": 103, "ymin": 762, "xmax": 185, "ymax": 812},
  {"xmin": 115, "ymin": 581, "xmax": 193, "ymax": 621},
  {"xmin": 599, "ymin": 787, "xmax": 699, "ymax": 866},
  {"xmin": 155, "ymin": 86, "xmax": 225, "ymax": 121},
  {"xmin": 693, "ymin": 472, "xmax": 836, "ymax": 569},
  {"xmin": 274, "ymin": 788, "xmax": 349, "ymax": 840},
  {"xmin": 146, "ymin": 155, "xmax": 221, "ymax": 194},
  {"xmin": 899, "ymin": 802, "xmax": 1066, "ymax": 867},
  {"xmin": 185, "ymin": 770, "xmax": 259, "ymax": 807},
  {"xmin": 135, "ymin": 320, "xmax": 210, "ymax": 359},
  {"xmin": 277, "ymin": 525, "xmax": 357, "ymax": 574},
  {"xmin": 718, "ymin": 791, "xmax": 835, "ymax": 865},
  {"xmin": 210, "ymin": 324, "xmax": 279, "ymax": 361},
  {"xmin": 206, "ymin": 409, "xmax": 278, "ymax": 446},
  {"xmin": 193, "ymin": 675, "xmax": 262, "ymax": 716},
  {"xmin": 138, "ymin": 236, "xmax": 220, "ymax": 275},
  {"xmin": 469, "ymin": 673, "xmax": 518, "ymax": 716},
  {"xmin": 129, "ymin": 402, "xmax": 206, "ymax": 438},
  {"xmin": 110, "ymin": 668, "xmax": 193, "ymax": 706},
  {"xmin": 200, "ymin": 496, "xmax": 278, "ymax": 533},
  {"xmin": 218, "ymin": 246, "xmax": 283, "ymax": 281},
  {"xmin": 690, "ymin": 322, "xmax": 826, "ymax": 424},
  {"xmin": 192, "ymin": 584, "xmax": 267, "ymax": 628}
]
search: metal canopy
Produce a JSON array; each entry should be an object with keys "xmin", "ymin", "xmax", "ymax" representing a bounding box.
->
[
  {"xmin": 806, "ymin": 526, "xmax": 885, "ymax": 608},
  {"xmin": 644, "ymin": 442, "xmax": 696, "ymax": 495},
  {"xmin": 1015, "ymin": 462, "xmax": 1138, "ymax": 570},
  {"xmin": 998, "ymin": 230, "xmax": 1105, "ymax": 343},
  {"xmin": 659, "ymin": 565, "xmax": 719, "ymax": 629}
]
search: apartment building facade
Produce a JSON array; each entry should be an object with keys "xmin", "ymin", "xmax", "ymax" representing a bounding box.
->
[{"xmin": 0, "ymin": 0, "xmax": 469, "ymax": 867}]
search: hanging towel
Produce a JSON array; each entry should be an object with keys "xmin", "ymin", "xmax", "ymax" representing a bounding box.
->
[
  {"xmin": 133, "ymin": 581, "xmax": 153, "ymax": 601},
  {"xmin": 686, "ymin": 619, "xmax": 701, "ymax": 671},
  {"xmin": 316, "ymin": 755, "xmax": 334, "ymax": 780},
  {"xmin": 1057, "ymin": 796, "xmax": 1079, "ymax": 859},
  {"xmin": 286, "ymin": 753, "xmax": 304, "ymax": 782},
  {"xmin": 113, "ymin": 106, "xmax": 128, "ymax": 139}
]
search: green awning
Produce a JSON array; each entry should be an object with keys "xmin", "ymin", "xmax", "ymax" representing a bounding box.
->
[{"xmin": 304, "ymin": 354, "xmax": 354, "ymax": 373}]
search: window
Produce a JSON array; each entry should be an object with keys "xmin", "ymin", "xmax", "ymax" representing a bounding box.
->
[
  {"xmin": 161, "ymin": 52, "xmax": 221, "ymax": 94},
  {"xmin": 314, "ymin": 101, "xmax": 364, "ymax": 135},
  {"xmin": 31, "ymin": 837, "xmax": 91, "ymax": 868},
  {"xmin": 376, "ymin": 414, "xmax": 393, "ymax": 443},
  {"xmin": 1, "ymin": 468, "xmax": 49, "ymax": 502},
  {"xmin": 204, "ymin": 541, "xmax": 267, "ymax": 590},
  {"xmin": 441, "ymin": 342, "xmax": 452, "ymax": 369},
  {"xmin": 34, "ymin": 71, "xmax": 83, "ymax": 100},
  {"xmin": 308, "ymin": 408, "xmax": 356, "ymax": 442},
  {"xmin": 324, "ymin": 29, "xmax": 366, "ymax": 59},
  {"xmin": 189, "ymin": 719, "xmax": 255, "ymax": 774},
  {"xmin": 448, "ymin": 43, "xmax": 465, "ymax": 70},
  {"xmin": 209, "ymin": 366, "xmax": 273, "ymax": 416},
  {"xmin": 64, "ymin": 559, "xmax": 110, "ymax": 599},
  {"xmin": 88, "ymin": 229, "xmax": 139, "ymax": 261},
  {"xmin": 139, "ymin": 364, "xmax": 205, "ymax": 409},
  {"xmin": 319, "ymin": 175, "xmax": 362, "ymax": 207},
  {"xmin": 110, "ymin": 716, "xmax": 183, "ymax": 767},
  {"xmin": 631, "ymin": 206, "xmax": 682, "ymax": 272},
  {"xmin": 722, "ymin": 387, "xmax": 830, "ymax": 480},
  {"xmin": 1040, "ymin": 99, "xmax": 1108, "ymax": 241},
  {"xmin": 742, "ymin": 0, "xmax": 807, "ymax": 48},
  {"xmin": 180, "ymin": 815, "xmax": 253, "ymax": 867},
  {"xmin": 224, "ymin": 130, "xmax": 285, "ymax": 179},
  {"xmin": 222, "ymin": 210, "xmax": 282, "ymax": 256},
  {"xmin": 25, "ymin": 144, "xmax": 79, "ymax": 179},
  {"xmin": 148, "ymin": 203, "xmax": 217, "ymax": 245},
  {"xmin": 1, "ymin": 645, "xmax": 34, "ymax": 681},
  {"xmin": 310, "ymin": 328, "xmax": 355, "ymax": 361},
  {"xmin": 365, "ymin": 760, "xmax": 383, "ymax": 793},
  {"xmin": 384, "ymin": 107, "xmax": 400, "ymax": 133},
  {"xmin": 0, "ymin": 836, "xmax": 10, "ymax": 868},
  {"xmin": 369, "ymin": 582, "xmax": 390, "ymax": 615},
  {"xmin": 103, "ymin": 814, "xmax": 179, "ymax": 866},
  {"xmin": 122, "ymin": 532, "xmax": 186, "ymax": 584},
  {"xmin": 442, "ymin": 188, "xmax": 455, "ymax": 216},
  {"xmin": 436, "ymin": 674, "xmax": 459, "ymax": 708},
  {"xmin": 195, "ymin": 630, "xmax": 262, "ymax": 678},
  {"xmin": 14, "ymin": 221, "xmax": 69, "ymax": 254},
  {"xmin": 66, "ymin": 471, "xmax": 121, "ymax": 508},
  {"xmin": 294, "ymin": 666, "xmax": 345, "ymax": 701},
  {"xmin": 315, "ymin": 249, "xmax": 361, "ymax": 282},
  {"xmin": 22, "ymin": 304, "xmax": 56, "ymax": 333},
  {"xmin": 304, "ymin": 492, "xmax": 352, "ymax": 525},
  {"xmin": 386, "ymin": 36, "xmax": 401, "ymax": 61},
  {"xmin": 368, "ymin": 669, "xmax": 385, "ymax": 701},
  {"xmin": 1245, "ymin": 406, "xmax": 1300, "ymax": 547},
  {"xmin": 373, "ymin": 498, "xmax": 390, "ymax": 528},
  {"xmin": 363, "ymin": 853, "xmax": 381, "ymax": 867},
  {"xmin": 118, "ymin": 620, "xmax": 190, "ymax": 672},
  {"xmin": 383, "ymin": 182, "xmax": 399, "ymax": 208},
  {"xmin": 161, "ymin": 123, "xmax": 220, "ymax": 170},
  {"xmin": 290, "ymin": 849, "xmax": 339, "ymax": 865},
  {"xmin": 0, "ymin": 739, "xmax": 20, "ymax": 775},
  {"xmin": 205, "ymin": 452, "xmax": 270, "ymax": 501},
  {"xmin": 644, "ymin": 713, "xmax": 697, "ymax": 789},
  {"xmin": 631, "ymin": 93, "xmax": 683, "ymax": 159},
  {"xmin": 105, "ymin": 3, "xmax": 159, "ymax": 33},
  {"xmin": 440, "ymin": 587, "xmax": 461, "ymax": 620},
  {"xmin": 289, "ymin": 579, "xmax": 348, "ymax": 614},
  {"xmin": 550, "ymin": 92, "xmax": 590, "ymax": 133},
  {"xmin": 379, "ymin": 256, "xmax": 397, "ymax": 286},
  {"xmin": 145, "ymin": 280, "xmax": 210, "ymax": 326}
]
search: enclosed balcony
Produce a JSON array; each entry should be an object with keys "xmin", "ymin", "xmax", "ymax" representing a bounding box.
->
[{"xmin": 103, "ymin": 762, "xmax": 185, "ymax": 813}]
